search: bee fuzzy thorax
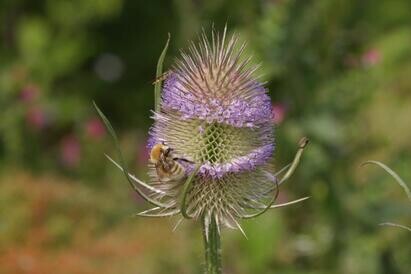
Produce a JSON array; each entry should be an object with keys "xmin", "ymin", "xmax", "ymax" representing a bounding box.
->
[{"xmin": 150, "ymin": 143, "xmax": 165, "ymax": 163}]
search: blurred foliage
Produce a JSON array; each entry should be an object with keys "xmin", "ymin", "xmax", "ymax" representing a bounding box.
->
[{"xmin": 1, "ymin": 0, "xmax": 411, "ymax": 273}]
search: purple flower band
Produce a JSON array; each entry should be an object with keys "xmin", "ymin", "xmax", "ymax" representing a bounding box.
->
[
  {"xmin": 162, "ymin": 73, "xmax": 272, "ymax": 128},
  {"xmin": 181, "ymin": 144, "xmax": 274, "ymax": 179}
]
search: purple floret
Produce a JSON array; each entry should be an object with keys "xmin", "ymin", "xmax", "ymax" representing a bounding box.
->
[
  {"xmin": 162, "ymin": 73, "xmax": 272, "ymax": 128},
  {"xmin": 179, "ymin": 144, "xmax": 274, "ymax": 179}
]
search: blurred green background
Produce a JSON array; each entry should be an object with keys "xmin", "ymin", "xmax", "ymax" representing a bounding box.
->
[{"xmin": 1, "ymin": 0, "xmax": 410, "ymax": 273}]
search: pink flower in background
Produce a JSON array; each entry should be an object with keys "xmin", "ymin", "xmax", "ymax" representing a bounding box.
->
[
  {"xmin": 20, "ymin": 84, "xmax": 39, "ymax": 103},
  {"xmin": 26, "ymin": 107, "xmax": 48, "ymax": 131},
  {"xmin": 362, "ymin": 49, "xmax": 381, "ymax": 66},
  {"xmin": 271, "ymin": 103, "xmax": 287, "ymax": 125},
  {"xmin": 60, "ymin": 135, "xmax": 81, "ymax": 168},
  {"xmin": 85, "ymin": 117, "xmax": 105, "ymax": 139}
]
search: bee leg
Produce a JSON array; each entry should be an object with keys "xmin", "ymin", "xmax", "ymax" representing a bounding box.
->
[{"xmin": 173, "ymin": 157, "xmax": 194, "ymax": 164}]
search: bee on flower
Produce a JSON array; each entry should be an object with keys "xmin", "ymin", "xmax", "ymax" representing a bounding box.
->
[{"xmin": 95, "ymin": 26, "xmax": 308, "ymax": 273}]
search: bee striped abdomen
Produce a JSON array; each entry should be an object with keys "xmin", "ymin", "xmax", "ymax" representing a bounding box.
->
[
  {"xmin": 170, "ymin": 161, "xmax": 178, "ymax": 173},
  {"xmin": 169, "ymin": 161, "xmax": 185, "ymax": 181}
]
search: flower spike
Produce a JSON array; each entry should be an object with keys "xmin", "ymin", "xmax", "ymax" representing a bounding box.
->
[
  {"xmin": 101, "ymin": 30, "xmax": 309, "ymax": 235},
  {"xmin": 99, "ymin": 28, "xmax": 311, "ymax": 274}
]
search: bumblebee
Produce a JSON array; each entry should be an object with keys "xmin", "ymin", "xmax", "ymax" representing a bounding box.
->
[{"xmin": 150, "ymin": 143, "xmax": 191, "ymax": 182}]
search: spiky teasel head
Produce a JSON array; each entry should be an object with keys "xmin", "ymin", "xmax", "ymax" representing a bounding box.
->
[
  {"xmin": 96, "ymin": 27, "xmax": 308, "ymax": 234},
  {"xmin": 142, "ymin": 28, "xmax": 308, "ymax": 232}
]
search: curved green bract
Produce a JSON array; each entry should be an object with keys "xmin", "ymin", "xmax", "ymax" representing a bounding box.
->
[
  {"xmin": 241, "ymin": 177, "xmax": 279, "ymax": 219},
  {"xmin": 155, "ymin": 34, "xmax": 171, "ymax": 112},
  {"xmin": 181, "ymin": 164, "xmax": 201, "ymax": 219},
  {"xmin": 242, "ymin": 137, "xmax": 309, "ymax": 219},
  {"xmin": 362, "ymin": 160, "xmax": 411, "ymax": 202},
  {"xmin": 270, "ymin": 196, "xmax": 310, "ymax": 208},
  {"xmin": 379, "ymin": 222, "xmax": 411, "ymax": 232},
  {"xmin": 93, "ymin": 102, "xmax": 170, "ymax": 208},
  {"xmin": 136, "ymin": 207, "xmax": 180, "ymax": 218}
]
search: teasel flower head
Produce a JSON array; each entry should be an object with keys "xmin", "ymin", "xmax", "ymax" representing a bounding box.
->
[{"xmin": 95, "ymin": 27, "xmax": 309, "ymax": 236}]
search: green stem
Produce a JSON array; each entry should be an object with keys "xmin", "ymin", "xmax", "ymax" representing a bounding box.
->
[{"xmin": 202, "ymin": 216, "xmax": 222, "ymax": 274}]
